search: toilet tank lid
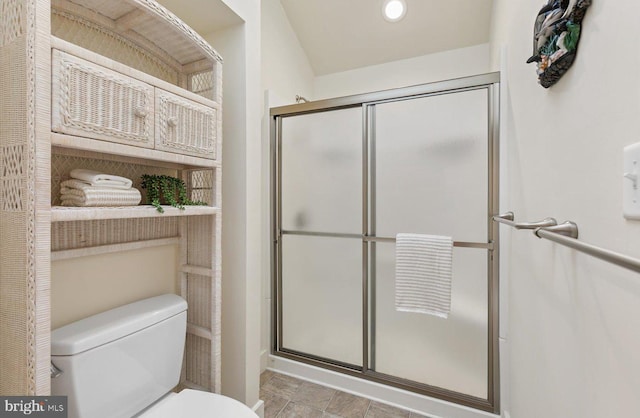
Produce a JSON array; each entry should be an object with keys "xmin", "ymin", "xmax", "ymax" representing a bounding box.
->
[{"xmin": 51, "ymin": 294, "xmax": 187, "ymax": 356}]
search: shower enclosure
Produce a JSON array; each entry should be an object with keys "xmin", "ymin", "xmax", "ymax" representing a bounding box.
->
[{"xmin": 270, "ymin": 73, "xmax": 500, "ymax": 412}]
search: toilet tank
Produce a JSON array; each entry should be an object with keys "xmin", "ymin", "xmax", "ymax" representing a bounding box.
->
[{"xmin": 51, "ymin": 294, "xmax": 188, "ymax": 418}]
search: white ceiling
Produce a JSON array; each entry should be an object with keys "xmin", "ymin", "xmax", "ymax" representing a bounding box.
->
[
  {"xmin": 156, "ymin": 0, "xmax": 494, "ymax": 76},
  {"xmin": 279, "ymin": 0, "xmax": 494, "ymax": 76}
]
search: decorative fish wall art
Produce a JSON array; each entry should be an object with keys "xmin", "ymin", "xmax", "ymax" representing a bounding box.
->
[{"xmin": 527, "ymin": 0, "xmax": 592, "ymax": 88}]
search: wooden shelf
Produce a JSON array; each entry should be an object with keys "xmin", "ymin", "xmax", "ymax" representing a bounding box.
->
[
  {"xmin": 52, "ymin": 237, "xmax": 180, "ymax": 261},
  {"xmin": 52, "ymin": 0, "xmax": 222, "ymax": 68},
  {"xmin": 51, "ymin": 205, "xmax": 219, "ymax": 222},
  {"xmin": 52, "ymin": 133, "xmax": 218, "ymax": 169}
]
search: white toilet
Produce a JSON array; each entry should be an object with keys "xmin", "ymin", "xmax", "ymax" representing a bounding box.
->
[{"xmin": 51, "ymin": 294, "xmax": 258, "ymax": 418}]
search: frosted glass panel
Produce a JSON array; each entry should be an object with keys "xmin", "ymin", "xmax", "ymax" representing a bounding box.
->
[
  {"xmin": 373, "ymin": 244, "xmax": 488, "ymax": 398},
  {"xmin": 375, "ymin": 89, "xmax": 488, "ymax": 242},
  {"xmin": 281, "ymin": 108, "xmax": 362, "ymax": 234},
  {"xmin": 274, "ymin": 84, "xmax": 497, "ymax": 404},
  {"xmin": 281, "ymin": 235, "xmax": 362, "ymax": 366}
]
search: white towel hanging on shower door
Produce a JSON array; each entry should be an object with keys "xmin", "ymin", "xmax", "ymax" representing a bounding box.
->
[{"xmin": 395, "ymin": 233, "xmax": 453, "ymax": 318}]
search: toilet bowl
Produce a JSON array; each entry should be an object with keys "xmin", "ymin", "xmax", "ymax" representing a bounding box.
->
[
  {"xmin": 51, "ymin": 294, "xmax": 257, "ymax": 418},
  {"xmin": 137, "ymin": 389, "xmax": 257, "ymax": 418}
]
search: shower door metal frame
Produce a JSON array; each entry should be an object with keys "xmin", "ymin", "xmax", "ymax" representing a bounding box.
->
[{"xmin": 270, "ymin": 72, "xmax": 501, "ymax": 413}]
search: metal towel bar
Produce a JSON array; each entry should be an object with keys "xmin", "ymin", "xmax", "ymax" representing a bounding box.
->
[
  {"xmin": 492, "ymin": 211, "xmax": 558, "ymax": 230},
  {"xmin": 363, "ymin": 235, "xmax": 492, "ymax": 250},
  {"xmin": 280, "ymin": 230, "xmax": 493, "ymax": 250},
  {"xmin": 493, "ymin": 212, "xmax": 640, "ymax": 274}
]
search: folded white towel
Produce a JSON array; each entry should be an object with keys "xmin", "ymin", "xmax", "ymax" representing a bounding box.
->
[
  {"xmin": 70, "ymin": 169, "xmax": 133, "ymax": 190},
  {"xmin": 60, "ymin": 179, "xmax": 101, "ymax": 193},
  {"xmin": 61, "ymin": 187, "xmax": 141, "ymax": 207},
  {"xmin": 395, "ymin": 233, "xmax": 453, "ymax": 318}
]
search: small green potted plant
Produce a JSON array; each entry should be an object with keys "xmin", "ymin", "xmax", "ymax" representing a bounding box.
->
[{"xmin": 140, "ymin": 174, "xmax": 206, "ymax": 213}]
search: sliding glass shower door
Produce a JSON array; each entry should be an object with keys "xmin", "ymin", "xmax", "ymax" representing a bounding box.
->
[
  {"xmin": 279, "ymin": 108, "xmax": 364, "ymax": 366},
  {"xmin": 272, "ymin": 74, "xmax": 500, "ymax": 412},
  {"xmin": 371, "ymin": 90, "xmax": 490, "ymax": 398}
]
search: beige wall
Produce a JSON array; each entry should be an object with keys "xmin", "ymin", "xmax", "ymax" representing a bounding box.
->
[
  {"xmin": 313, "ymin": 43, "xmax": 492, "ymax": 99},
  {"xmin": 51, "ymin": 245, "xmax": 179, "ymax": 329},
  {"xmin": 261, "ymin": 0, "xmax": 314, "ymax": 104},
  {"xmin": 203, "ymin": 0, "xmax": 262, "ymax": 410},
  {"xmin": 491, "ymin": 1, "xmax": 640, "ymax": 417}
]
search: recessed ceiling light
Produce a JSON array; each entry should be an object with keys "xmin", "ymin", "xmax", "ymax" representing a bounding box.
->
[{"xmin": 382, "ymin": 0, "xmax": 407, "ymax": 22}]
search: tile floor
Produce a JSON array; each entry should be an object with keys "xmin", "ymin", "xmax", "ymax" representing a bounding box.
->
[{"xmin": 260, "ymin": 370, "xmax": 428, "ymax": 418}]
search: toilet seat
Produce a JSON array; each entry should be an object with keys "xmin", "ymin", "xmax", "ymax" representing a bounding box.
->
[{"xmin": 139, "ymin": 389, "xmax": 258, "ymax": 418}]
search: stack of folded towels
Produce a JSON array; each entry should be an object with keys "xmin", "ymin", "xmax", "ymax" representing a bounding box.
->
[{"xmin": 60, "ymin": 169, "xmax": 141, "ymax": 207}]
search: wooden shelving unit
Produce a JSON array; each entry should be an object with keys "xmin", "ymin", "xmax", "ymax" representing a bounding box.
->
[{"xmin": 0, "ymin": 0, "xmax": 223, "ymax": 395}]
